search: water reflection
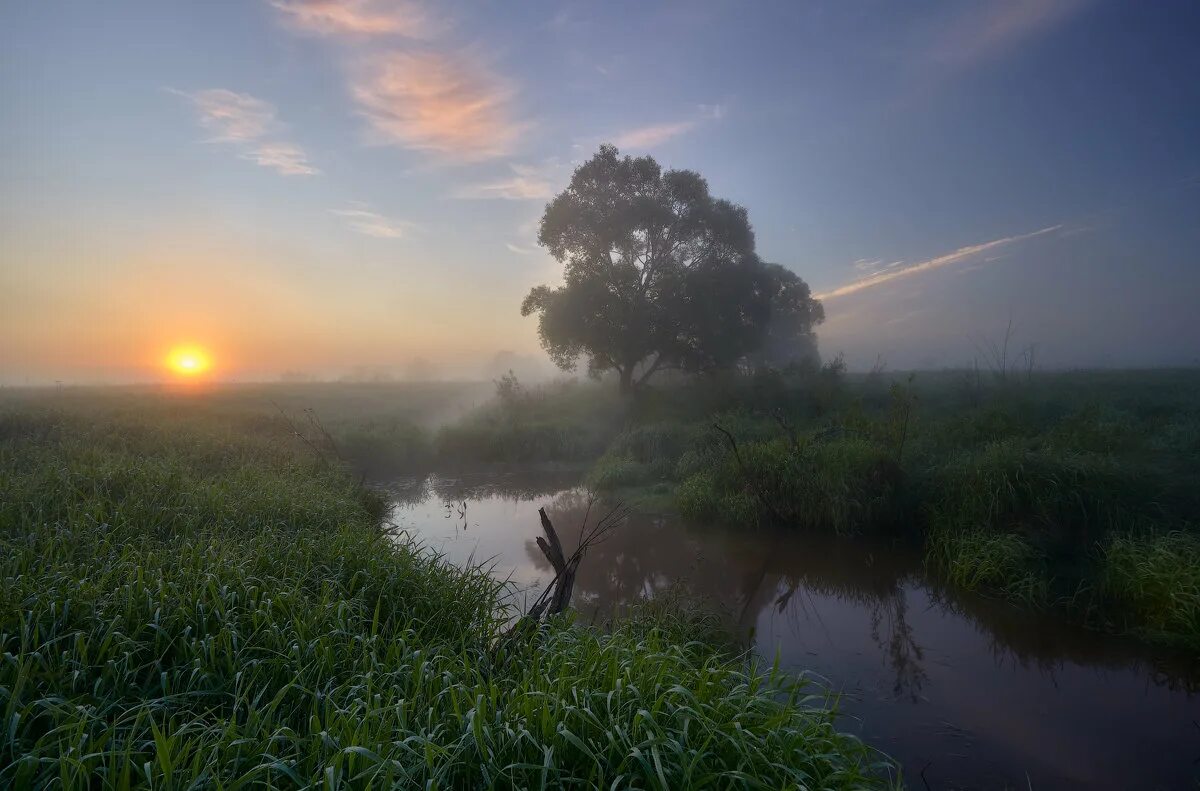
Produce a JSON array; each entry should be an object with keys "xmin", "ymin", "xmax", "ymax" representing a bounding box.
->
[{"xmin": 386, "ymin": 474, "xmax": 1200, "ymax": 790}]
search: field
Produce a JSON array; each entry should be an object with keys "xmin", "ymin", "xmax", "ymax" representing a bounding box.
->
[
  {"xmin": 2, "ymin": 366, "xmax": 1197, "ymax": 787},
  {"xmin": 0, "ymin": 394, "xmax": 889, "ymax": 788}
]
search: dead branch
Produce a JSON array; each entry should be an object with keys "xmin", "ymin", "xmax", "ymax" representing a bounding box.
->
[{"xmin": 504, "ymin": 499, "xmax": 629, "ymax": 641}]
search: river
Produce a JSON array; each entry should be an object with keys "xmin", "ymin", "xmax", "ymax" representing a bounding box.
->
[{"xmin": 382, "ymin": 470, "xmax": 1200, "ymax": 790}]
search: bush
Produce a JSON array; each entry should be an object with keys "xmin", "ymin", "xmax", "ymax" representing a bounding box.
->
[{"xmin": 586, "ymin": 422, "xmax": 701, "ymax": 490}]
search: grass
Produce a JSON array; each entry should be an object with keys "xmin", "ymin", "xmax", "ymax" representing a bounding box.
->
[
  {"xmin": 7, "ymin": 367, "xmax": 1199, "ymax": 655},
  {"xmin": 574, "ymin": 369, "xmax": 1200, "ymax": 649},
  {"xmin": 675, "ymin": 434, "xmax": 902, "ymax": 535},
  {"xmin": 923, "ymin": 527, "xmax": 1050, "ymax": 604},
  {"xmin": 435, "ymin": 378, "xmax": 625, "ymax": 465},
  {"xmin": 1098, "ymin": 531, "xmax": 1200, "ymax": 650},
  {"xmin": 0, "ymin": 405, "xmax": 889, "ymax": 788}
]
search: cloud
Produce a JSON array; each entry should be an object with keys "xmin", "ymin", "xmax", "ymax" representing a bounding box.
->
[
  {"xmin": 608, "ymin": 103, "xmax": 728, "ymax": 150},
  {"xmin": 612, "ymin": 121, "xmax": 696, "ymax": 150},
  {"xmin": 505, "ymin": 242, "xmax": 537, "ymax": 255},
  {"xmin": 925, "ymin": 0, "xmax": 1092, "ymax": 71},
  {"xmin": 350, "ymin": 50, "xmax": 523, "ymax": 160},
  {"xmin": 331, "ymin": 206, "xmax": 410, "ymax": 238},
  {"xmin": 244, "ymin": 142, "xmax": 319, "ymax": 175},
  {"xmin": 455, "ymin": 163, "xmax": 557, "ymax": 200},
  {"xmin": 268, "ymin": 0, "xmax": 437, "ymax": 37},
  {"xmin": 816, "ymin": 225, "xmax": 1062, "ymax": 300},
  {"xmin": 176, "ymin": 88, "xmax": 317, "ymax": 176},
  {"xmin": 181, "ymin": 88, "xmax": 276, "ymax": 142}
]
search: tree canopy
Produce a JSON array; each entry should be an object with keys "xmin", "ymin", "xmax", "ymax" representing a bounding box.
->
[{"xmin": 522, "ymin": 144, "xmax": 823, "ymax": 392}]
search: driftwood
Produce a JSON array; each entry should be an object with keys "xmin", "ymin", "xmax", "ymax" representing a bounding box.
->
[
  {"xmin": 501, "ymin": 499, "xmax": 628, "ymax": 642},
  {"xmin": 533, "ymin": 507, "xmax": 576, "ymax": 618}
]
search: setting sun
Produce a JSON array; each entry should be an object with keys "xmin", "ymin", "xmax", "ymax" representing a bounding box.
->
[{"xmin": 166, "ymin": 346, "xmax": 211, "ymax": 376}]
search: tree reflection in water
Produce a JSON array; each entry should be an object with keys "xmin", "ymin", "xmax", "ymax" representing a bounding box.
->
[{"xmin": 521, "ymin": 489, "xmax": 935, "ymax": 701}]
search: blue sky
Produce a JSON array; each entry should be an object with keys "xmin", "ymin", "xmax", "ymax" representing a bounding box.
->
[{"xmin": 2, "ymin": 0, "xmax": 1198, "ymax": 382}]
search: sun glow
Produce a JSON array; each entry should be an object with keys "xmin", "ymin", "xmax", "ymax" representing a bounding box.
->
[{"xmin": 166, "ymin": 346, "xmax": 211, "ymax": 376}]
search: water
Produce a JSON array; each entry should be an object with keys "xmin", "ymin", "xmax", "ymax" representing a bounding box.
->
[{"xmin": 384, "ymin": 472, "xmax": 1200, "ymax": 790}]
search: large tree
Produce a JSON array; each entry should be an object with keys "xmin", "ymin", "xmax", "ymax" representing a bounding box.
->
[{"xmin": 521, "ymin": 144, "xmax": 822, "ymax": 392}]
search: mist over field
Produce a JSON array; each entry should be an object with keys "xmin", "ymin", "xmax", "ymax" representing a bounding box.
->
[{"xmin": 3, "ymin": 2, "xmax": 1200, "ymax": 789}]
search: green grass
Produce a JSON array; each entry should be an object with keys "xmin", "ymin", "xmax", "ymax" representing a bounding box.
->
[
  {"xmin": 1098, "ymin": 531, "xmax": 1200, "ymax": 650},
  {"xmin": 923, "ymin": 527, "xmax": 1050, "ymax": 604},
  {"xmin": 677, "ymin": 435, "xmax": 902, "ymax": 535},
  {"xmin": 0, "ymin": 406, "xmax": 889, "ymax": 789},
  {"xmin": 568, "ymin": 370, "xmax": 1200, "ymax": 650}
]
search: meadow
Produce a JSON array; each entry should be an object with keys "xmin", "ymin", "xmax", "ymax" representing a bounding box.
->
[
  {"xmin": 0, "ymin": 395, "xmax": 889, "ymax": 789},
  {"xmin": 2, "ymin": 366, "xmax": 1197, "ymax": 787}
]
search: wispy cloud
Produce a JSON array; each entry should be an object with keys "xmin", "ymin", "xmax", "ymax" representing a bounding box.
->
[
  {"xmin": 268, "ymin": 1, "xmax": 524, "ymax": 161},
  {"xmin": 268, "ymin": 0, "xmax": 438, "ymax": 37},
  {"xmin": 454, "ymin": 162, "xmax": 557, "ymax": 200},
  {"xmin": 176, "ymin": 88, "xmax": 317, "ymax": 176},
  {"xmin": 505, "ymin": 242, "xmax": 537, "ymax": 255},
  {"xmin": 609, "ymin": 103, "xmax": 728, "ymax": 150},
  {"xmin": 924, "ymin": 0, "xmax": 1092, "ymax": 71},
  {"xmin": 350, "ymin": 50, "xmax": 523, "ymax": 160},
  {"xmin": 613, "ymin": 121, "xmax": 696, "ymax": 149},
  {"xmin": 244, "ymin": 141, "xmax": 319, "ymax": 175},
  {"xmin": 183, "ymin": 88, "xmax": 275, "ymax": 141},
  {"xmin": 817, "ymin": 225, "xmax": 1062, "ymax": 300},
  {"xmin": 331, "ymin": 205, "xmax": 410, "ymax": 238}
]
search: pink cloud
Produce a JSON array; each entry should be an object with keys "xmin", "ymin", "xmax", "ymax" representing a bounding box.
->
[{"xmin": 351, "ymin": 51, "xmax": 523, "ymax": 160}]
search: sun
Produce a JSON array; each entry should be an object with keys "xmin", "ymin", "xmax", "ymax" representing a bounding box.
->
[{"xmin": 166, "ymin": 346, "xmax": 211, "ymax": 377}]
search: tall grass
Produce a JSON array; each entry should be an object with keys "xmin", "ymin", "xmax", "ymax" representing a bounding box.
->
[
  {"xmin": 1098, "ymin": 531, "xmax": 1200, "ymax": 650},
  {"xmin": 677, "ymin": 435, "xmax": 902, "ymax": 534},
  {"xmin": 0, "ymin": 407, "xmax": 889, "ymax": 788}
]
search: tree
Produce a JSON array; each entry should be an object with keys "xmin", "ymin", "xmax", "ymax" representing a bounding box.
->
[
  {"xmin": 748, "ymin": 263, "xmax": 825, "ymax": 372},
  {"xmin": 521, "ymin": 144, "xmax": 823, "ymax": 392}
]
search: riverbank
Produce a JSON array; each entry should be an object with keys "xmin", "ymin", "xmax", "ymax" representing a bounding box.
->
[
  {"xmin": 0, "ymin": 406, "xmax": 890, "ymax": 788},
  {"xmin": 412, "ymin": 368, "xmax": 1200, "ymax": 651}
]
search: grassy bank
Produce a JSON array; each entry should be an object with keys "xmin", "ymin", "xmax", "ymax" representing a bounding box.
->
[
  {"xmin": 0, "ymin": 405, "xmax": 889, "ymax": 788},
  {"xmin": 571, "ymin": 369, "xmax": 1200, "ymax": 650}
]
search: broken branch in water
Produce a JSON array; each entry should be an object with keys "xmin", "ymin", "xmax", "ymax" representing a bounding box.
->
[{"xmin": 516, "ymin": 497, "xmax": 629, "ymax": 627}]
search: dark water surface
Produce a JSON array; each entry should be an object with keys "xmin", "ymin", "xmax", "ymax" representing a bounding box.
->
[{"xmin": 384, "ymin": 472, "xmax": 1200, "ymax": 790}]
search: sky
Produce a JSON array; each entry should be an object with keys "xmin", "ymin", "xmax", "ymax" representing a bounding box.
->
[{"xmin": 2, "ymin": 0, "xmax": 1199, "ymax": 383}]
